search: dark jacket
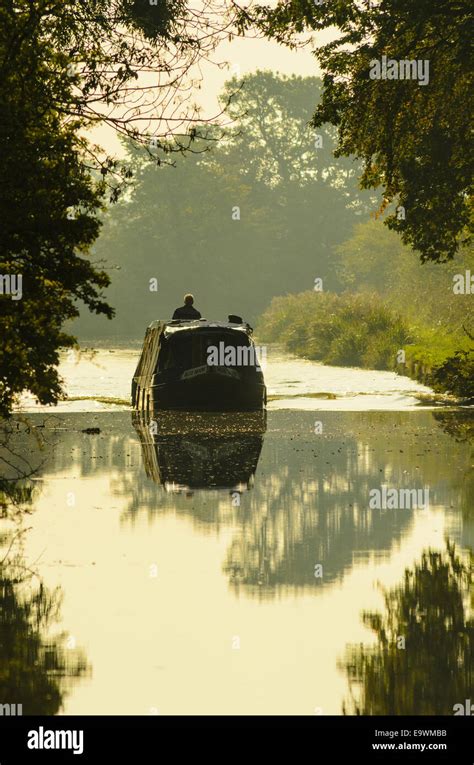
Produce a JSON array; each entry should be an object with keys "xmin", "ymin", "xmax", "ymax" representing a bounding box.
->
[{"xmin": 172, "ymin": 305, "xmax": 202, "ymax": 320}]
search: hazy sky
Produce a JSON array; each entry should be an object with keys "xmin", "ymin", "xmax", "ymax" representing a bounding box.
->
[{"xmin": 91, "ymin": 26, "xmax": 336, "ymax": 156}]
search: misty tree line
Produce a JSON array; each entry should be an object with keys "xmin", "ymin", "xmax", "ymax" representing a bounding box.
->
[{"xmin": 74, "ymin": 72, "xmax": 375, "ymax": 337}]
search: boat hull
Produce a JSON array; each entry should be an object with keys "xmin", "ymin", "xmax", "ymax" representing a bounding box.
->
[{"xmin": 141, "ymin": 371, "xmax": 266, "ymax": 412}]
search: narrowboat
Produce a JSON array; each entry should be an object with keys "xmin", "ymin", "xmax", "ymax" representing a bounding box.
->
[{"xmin": 131, "ymin": 316, "xmax": 267, "ymax": 412}]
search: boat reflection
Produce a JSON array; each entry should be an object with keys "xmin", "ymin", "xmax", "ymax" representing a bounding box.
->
[{"xmin": 132, "ymin": 411, "xmax": 266, "ymax": 492}]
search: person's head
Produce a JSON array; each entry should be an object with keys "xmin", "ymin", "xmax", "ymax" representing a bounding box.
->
[{"xmin": 184, "ymin": 293, "xmax": 194, "ymax": 306}]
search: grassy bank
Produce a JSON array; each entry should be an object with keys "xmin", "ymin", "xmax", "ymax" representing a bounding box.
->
[{"xmin": 257, "ymin": 291, "xmax": 474, "ymax": 400}]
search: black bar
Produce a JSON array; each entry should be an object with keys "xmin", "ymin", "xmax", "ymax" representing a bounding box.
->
[{"xmin": 0, "ymin": 715, "xmax": 472, "ymax": 762}]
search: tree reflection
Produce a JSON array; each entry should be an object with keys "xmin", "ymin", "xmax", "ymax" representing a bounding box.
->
[
  {"xmin": 121, "ymin": 411, "xmax": 470, "ymax": 595},
  {"xmin": 434, "ymin": 411, "xmax": 473, "ymax": 525},
  {"xmin": 9, "ymin": 411, "xmax": 472, "ymax": 601},
  {"xmin": 0, "ymin": 556, "xmax": 89, "ymax": 714},
  {"xmin": 0, "ymin": 418, "xmax": 44, "ymax": 520},
  {"xmin": 0, "ymin": 419, "xmax": 90, "ymax": 714},
  {"xmin": 341, "ymin": 543, "xmax": 473, "ymax": 715}
]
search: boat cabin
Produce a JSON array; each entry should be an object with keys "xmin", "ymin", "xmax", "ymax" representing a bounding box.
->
[{"xmin": 132, "ymin": 317, "xmax": 267, "ymax": 412}]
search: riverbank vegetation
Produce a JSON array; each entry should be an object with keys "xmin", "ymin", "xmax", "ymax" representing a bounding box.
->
[{"xmin": 256, "ymin": 221, "xmax": 474, "ymax": 400}]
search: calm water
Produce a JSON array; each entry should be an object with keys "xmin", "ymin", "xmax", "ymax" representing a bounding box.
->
[
  {"xmin": 2, "ymin": 349, "xmax": 472, "ymax": 715},
  {"xmin": 19, "ymin": 345, "xmax": 433, "ymax": 411}
]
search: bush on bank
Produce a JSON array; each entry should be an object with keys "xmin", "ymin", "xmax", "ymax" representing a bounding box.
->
[
  {"xmin": 430, "ymin": 349, "xmax": 474, "ymax": 399},
  {"xmin": 256, "ymin": 291, "xmax": 473, "ymax": 399},
  {"xmin": 257, "ymin": 291, "xmax": 412, "ymax": 369}
]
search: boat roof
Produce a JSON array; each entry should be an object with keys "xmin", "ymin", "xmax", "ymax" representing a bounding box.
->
[
  {"xmin": 133, "ymin": 319, "xmax": 254, "ymax": 382},
  {"xmin": 148, "ymin": 319, "xmax": 253, "ymax": 339}
]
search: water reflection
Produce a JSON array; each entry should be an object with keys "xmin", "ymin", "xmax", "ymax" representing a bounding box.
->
[
  {"xmin": 434, "ymin": 411, "xmax": 474, "ymax": 532},
  {"xmin": 4, "ymin": 411, "xmax": 473, "ymax": 599},
  {"xmin": 132, "ymin": 411, "xmax": 266, "ymax": 491},
  {"xmin": 1, "ymin": 410, "xmax": 472, "ymax": 714},
  {"xmin": 124, "ymin": 411, "xmax": 472, "ymax": 596},
  {"xmin": 0, "ymin": 426, "xmax": 90, "ymax": 714},
  {"xmin": 0, "ymin": 418, "xmax": 46, "ymax": 520},
  {"xmin": 340, "ymin": 543, "xmax": 473, "ymax": 715},
  {"xmin": 0, "ymin": 555, "xmax": 90, "ymax": 714}
]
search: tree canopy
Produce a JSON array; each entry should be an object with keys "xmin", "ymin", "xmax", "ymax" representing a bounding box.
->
[
  {"xmin": 0, "ymin": 0, "xmax": 238, "ymax": 414},
  {"xmin": 0, "ymin": 2, "xmax": 110, "ymax": 415},
  {"xmin": 238, "ymin": 0, "xmax": 473, "ymax": 262}
]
